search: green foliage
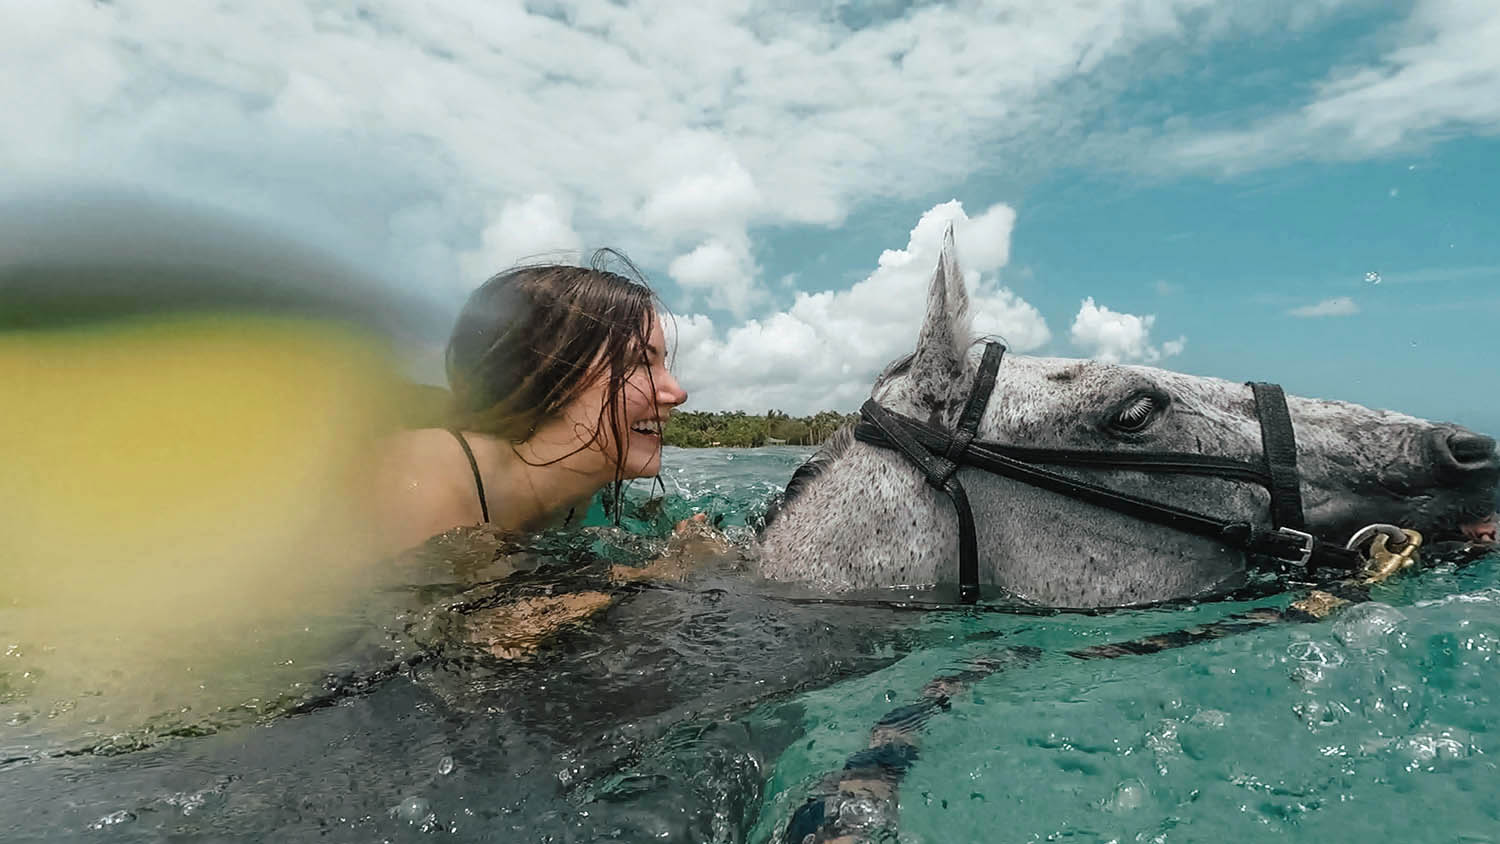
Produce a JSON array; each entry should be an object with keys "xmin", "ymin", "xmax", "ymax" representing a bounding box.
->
[{"xmin": 662, "ymin": 409, "xmax": 859, "ymax": 448}]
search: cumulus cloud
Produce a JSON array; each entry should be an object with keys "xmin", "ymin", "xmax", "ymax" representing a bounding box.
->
[
  {"xmin": 1289, "ymin": 296, "xmax": 1360, "ymax": 318},
  {"xmin": 668, "ymin": 200, "xmax": 1050, "ymax": 413},
  {"xmin": 1069, "ymin": 297, "xmax": 1186, "ymax": 364}
]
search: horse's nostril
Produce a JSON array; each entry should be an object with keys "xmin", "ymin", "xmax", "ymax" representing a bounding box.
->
[
  {"xmin": 1426, "ymin": 428, "xmax": 1497, "ymax": 478},
  {"xmin": 1446, "ymin": 431, "xmax": 1494, "ymax": 464}
]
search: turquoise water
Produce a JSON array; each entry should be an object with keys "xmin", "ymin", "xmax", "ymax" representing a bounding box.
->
[
  {"xmin": 749, "ymin": 576, "xmax": 1500, "ymax": 842},
  {"xmin": 646, "ymin": 449, "xmax": 1500, "ymax": 842},
  {"xmin": 3, "ymin": 445, "xmax": 1498, "ymax": 842}
]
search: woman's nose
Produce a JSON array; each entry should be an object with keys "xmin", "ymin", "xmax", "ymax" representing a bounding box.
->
[{"xmin": 657, "ymin": 370, "xmax": 688, "ymax": 407}]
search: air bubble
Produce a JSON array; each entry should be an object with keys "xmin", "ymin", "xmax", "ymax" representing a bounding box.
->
[
  {"xmin": 86, "ymin": 810, "xmax": 136, "ymax": 830},
  {"xmin": 1364, "ymin": 271, "xmax": 1381, "ymax": 284},
  {"xmin": 1190, "ymin": 709, "xmax": 1227, "ymax": 728},
  {"xmin": 1104, "ymin": 779, "xmax": 1148, "ymax": 813},
  {"xmin": 1332, "ymin": 603, "xmax": 1405, "ymax": 649},
  {"xmin": 1399, "ymin": 728, "xmax": 1474, "ymax": 770}
]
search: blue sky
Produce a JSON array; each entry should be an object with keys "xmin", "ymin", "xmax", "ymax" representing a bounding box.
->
[{"xmin": 4, "ymin": 0, "xmax": 1497, "ymax": 431}]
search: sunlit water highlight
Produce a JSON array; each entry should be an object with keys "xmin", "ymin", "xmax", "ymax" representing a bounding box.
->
[{"xmin": 3, "ymin": 445, "xmax": 1497, "ymax": 842}]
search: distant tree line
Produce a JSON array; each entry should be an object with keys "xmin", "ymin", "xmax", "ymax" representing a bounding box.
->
[
  {"xmin": 387, "ymin": 380, "xmax": 858, "ymax": 448},
  {"xmin": 662, "ymin": 409, "xmax": 859, "ymax": 448}
]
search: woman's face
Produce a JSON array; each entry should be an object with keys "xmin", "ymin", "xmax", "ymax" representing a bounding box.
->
[
  {"xmin": 564, "ymin": 315, "xmax": 687, "ymax": 480},
  {"xmin": 617, "ymin": 317, "xmax": 688, "ymax": 478}
]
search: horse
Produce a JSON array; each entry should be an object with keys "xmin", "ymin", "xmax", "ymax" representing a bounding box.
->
[{"xmin": 754, "ymin": 228, "xmax": 1499, "ymax": 608}]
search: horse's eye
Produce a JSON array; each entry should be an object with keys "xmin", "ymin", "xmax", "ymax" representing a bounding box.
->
[{"xmin": 1111, "ymin": 393, "xmax": 1162, "ymax": 433}]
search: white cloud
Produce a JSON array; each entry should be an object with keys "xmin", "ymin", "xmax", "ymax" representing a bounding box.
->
[
  {"xmin": 667, "ymin": 235, "xmax": 762, "ymax": 318},
  {"xmin": 1289, "ymin": 296, "xmax": 1360, "ymax": 318},
  {"xmin": 1069, "ymin": 297, "xmax": 1186, "ymax": 364},
  {"xmin": 639, "ymin": 132, "xmax": 762, "ymax": 237},
  {"xmin": 1163, "ymin": 0, "xmax": 1500, "ymax": 173},
  {"xmin": 668, "ymin": 200, "xmax": 1050, "ymax": 413},
  {"xmin": 10, "ymin": 0, "xmax": 1490, "ymax": 413},
  {"xmin": 0, "ymin": 0, "xmax": 1369, "ymax": 308},
  {"xmin": 457, "ymin": 194, "xmax": 582, "ymax": 287}
]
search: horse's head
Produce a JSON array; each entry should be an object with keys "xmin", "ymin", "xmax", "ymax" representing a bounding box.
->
[{"xmin": 755, "ymin": 231, "xmax": 1498, "ymax": 607}]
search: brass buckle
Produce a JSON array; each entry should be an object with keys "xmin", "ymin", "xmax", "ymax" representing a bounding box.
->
[{"xmin": 1345, "ymin": 524, "xmax": 1423, "ymax": 583}]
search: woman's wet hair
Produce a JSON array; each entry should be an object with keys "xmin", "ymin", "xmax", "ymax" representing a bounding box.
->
[{"xmin": 445, "ymin": 248, "xmax": 667, "ymax": 515}]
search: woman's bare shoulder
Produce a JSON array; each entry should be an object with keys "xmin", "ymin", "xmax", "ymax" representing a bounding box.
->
[{"xmin": 369, "ymin": 428, "xmax": 483, "ymax": 552}]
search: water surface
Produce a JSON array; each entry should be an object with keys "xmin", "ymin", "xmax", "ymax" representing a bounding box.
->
[{"xmin": 3, "ymin": 446, "xmax": 1497, "ymax": 842}]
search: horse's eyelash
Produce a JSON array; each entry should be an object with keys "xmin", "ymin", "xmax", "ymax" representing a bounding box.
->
[{"xmin": 1119, "ymin": 396, "xmax": 1156, "ymax": 423}]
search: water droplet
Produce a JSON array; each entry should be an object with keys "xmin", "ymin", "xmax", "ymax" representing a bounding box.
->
[
  {"xmin": 1364, "ymin": 271, "xmax": 1381, "ymax": 284},
  {"xmin": 438, "ymin": 756, "xmax": 455, "ymax": 776},
  {"xmin": 391, "ymin": 796, "xmax": 431, "ymax": 823}
]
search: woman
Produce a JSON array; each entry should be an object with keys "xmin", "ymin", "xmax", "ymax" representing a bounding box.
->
[{"xmin": 374, "ymin": 251, "xmax": 689, "ymax": 554}]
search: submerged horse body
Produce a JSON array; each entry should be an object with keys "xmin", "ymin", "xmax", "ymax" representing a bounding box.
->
[{"xmin": 755, "ymin": 230, "xmax": 1499, "ymax": 608}]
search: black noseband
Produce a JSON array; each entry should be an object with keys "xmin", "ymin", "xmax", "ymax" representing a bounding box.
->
[{"xmin": 853, "ymin": 341, "xmax": 1365, "ymax": 603}]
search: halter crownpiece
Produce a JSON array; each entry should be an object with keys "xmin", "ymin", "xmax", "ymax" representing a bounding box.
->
[{"xmin": 853, "ymin": 341, "xmax": 1368, "ymax": 604}]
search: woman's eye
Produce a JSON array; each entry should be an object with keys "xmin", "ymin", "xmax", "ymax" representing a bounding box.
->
[{"xmin": 1112, "ymin": 394, "xmax": 1160, "ymax": 433}]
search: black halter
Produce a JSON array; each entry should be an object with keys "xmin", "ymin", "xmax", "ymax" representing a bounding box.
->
[{"xmin": 853, "ymin": 341, "xmax": 1366, "ymax": 603}]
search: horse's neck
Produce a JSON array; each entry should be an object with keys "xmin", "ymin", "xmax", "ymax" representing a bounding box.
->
[{"xmin": 756, "ymin": 450, "xmax": 954, "ymax": 589}]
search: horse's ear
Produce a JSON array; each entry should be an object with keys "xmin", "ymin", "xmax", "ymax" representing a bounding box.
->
[{"xmin": 909, "ymin": 224, "xmax": 972, "ymax": 400}]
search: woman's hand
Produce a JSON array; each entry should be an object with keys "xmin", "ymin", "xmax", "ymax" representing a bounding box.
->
[{"xmin": 612, "ymin": 512, "xmax": 730, "ymax": 583}]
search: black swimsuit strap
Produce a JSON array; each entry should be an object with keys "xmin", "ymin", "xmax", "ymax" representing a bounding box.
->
[{"xmin": 446, "ymin": 429, "xmax": 490, "ymax": 523}]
